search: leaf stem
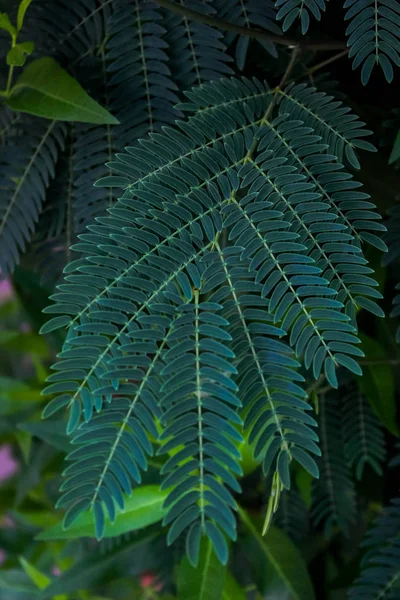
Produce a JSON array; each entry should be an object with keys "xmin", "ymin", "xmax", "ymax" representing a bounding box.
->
[
  {"xmin": 153, "ymin": 0, "xmax": 347, "ymax": 51},
  {"xmin": 5, "ymin": 65, "xmax": 14, "ymax": 96}
]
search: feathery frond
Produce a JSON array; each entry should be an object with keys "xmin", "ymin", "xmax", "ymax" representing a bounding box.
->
[
  {"xmin": 30, "ymin": 131, "xmax": 78, "ymax": 283},
  {"xmin": 0, "ymin": 117, "xmax": 67, "ymax": 276},
  {"xmin": 277, "ymin": 83, "xmax": 377, "ymax": 169},
  {"xmin": 159, "ymin": 288, "xmax": 242, "ymax": 566},
  {"xmin": 349, "ymin": 498, "xmax": 400, "ymax": 599},
  {"xmin": 274, "ymin": 487, "xmax": 309, "ymax": 543},
  {"xmin": 382, "ymin": 204, "xmax": 400, "ymax": 341},
  {"xmin": 344, "ymin": 0, "xmax": 400, "ymax": 85},
  {"xmin": 342, "ymin": 384, "xmax": 386, "ymax": 480},
  {"xmin": 216, "ymin": 0, "xmax": 281, "ymax": 69},
  {"xmin": 107, "ymin": 0, "xmax": 180, "ymax": 140},
  {"xmin": 162, "ymin": 0, "xmax": 233, "ymax": 88},
  {"xmin": 312, "ymin": 392, "xmax": 356, "ymax": 537},
  {"xmin": 27, "ymin": 0, "xmax": 113, "ymax": 60},
  {"xmin": 204, "ymin": 245, "xmax": 320, "ymax": 485},
  {"xmin": 275, "ymin": 0, "xmax": 329, "ymax": 35}
]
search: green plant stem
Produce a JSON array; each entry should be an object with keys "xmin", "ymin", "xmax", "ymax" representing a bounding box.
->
[
  {"xmin": 5, "ymin": 64, "xmax": 14, "ymax": 96},
  {"xmin": 237, "ymin": 504, "xmax": 255, "ymax": 532},
  {"xmin": 153, "ymin": 0, "xmax": 347, "ymax": 51},
  {"xmin": 279, "ymin": 46, "xmax": 301, "ymax": 88}
]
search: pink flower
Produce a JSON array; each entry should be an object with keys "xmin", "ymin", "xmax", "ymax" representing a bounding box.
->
[
  {"xmin": 0, "ymin": 278, "xmax": 13, "ymax": 304},
  {"xmin": 0, "ymin": 549, "xmax": 6, "ymax": 565},
  {"xmin": 52, "ymin": 566, "xmax": 61, "ymax": 576},
  {"xmin": 139, "ymin": 571, "xmax": 163, "ymax": 592},
  {"xmin": 0, "ymin": 445, "xmax": 19, "ymax": 482}
]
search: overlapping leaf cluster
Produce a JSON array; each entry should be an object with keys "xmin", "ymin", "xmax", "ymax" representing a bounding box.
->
[{"xmin": 39, "ymin": 75, "xmax": 386, "ymax": 562}]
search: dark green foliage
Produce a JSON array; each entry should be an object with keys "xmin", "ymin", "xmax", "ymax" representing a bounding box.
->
[
  {"xmin": 274, "ymin": 488, "xmax": 309, "ymax": 543},
  {"xmin": 276, "ymin": 0, "xmax": 329, "ymax": 35},
  {"xmin": 107, "ymin": 0, "xmax": 180, "ymax": 139},
  {"xmin": 27, "ymin": 0, "xmax": 113, "ymax": 60},
  {"xmin": 30, "ymin": 133, "xmax": 78, "ymax": 282},
  {"xmin": 383, "ymin": 204, "xmax": 400, "ymax": 341},
  {"xmin": 0, "ymin": 118, "xmax": 66, "ymax": 275},
  {"xmin": 342, "ymin": 384, "xmax": 386, "ymax": 480},
  {"xmin": 312, "ymin": 393, "xmax": 356, "ymax": 537},
  {"xmin": 159, "ymin": 291, "xmax": 241, "ymax": 565},
  {"xmin": 162, "ymin": 0, "xmax": 233, "ymax": 87},
  {"xmin": 349, "ymin": 499, "xmax": 400, "ymax": 599},
  {"xmin": 344, "ymin": 0, "xmax": 400, "ymax": 85},
  {"xmin": 216, "ymin": 0, "xmax": 281, "ymax": 68}
]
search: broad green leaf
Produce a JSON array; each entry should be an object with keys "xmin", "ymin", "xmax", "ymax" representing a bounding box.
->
[
  {"xmin": 13, "ymin": 510, "xmax": 59, "ymax": 529},
  {"xmin": 19, "ymin": 558, "xmax": 66, "ymax": 600},
  {"xmin": 238, "ymin": 508, "xmax": 315, "ymax": 600},
  {"xmin": 0, "ymin": 330, "xmax": 49, "ymax": 356},
  {"xmin": 389, "ymin": 130, "xmax": 400, "ymax": 164},
  {"xmin": 14, "ymin": 429, "xmax": 32, "ymax": 463},
  {"xmin": 37, "ymin": 486, "xmax": 168, "ymax": 540},
  {"xmin": 17, "ymin": 421, "xmax": 71, "ymax": 453},
  {"xmin": 17, "ymin": 0, "xmax": 33, "ymax": 31},
  {"xmin": 222, "ymin": 573, "xmax": 245, "ymax": 600},
  {"xmin": 178, "ymin": 537, "xmax": 227, "ymax": 600},
  {"xmin": 40, "ymin": 534, "xmax": 155, "ymax": 599},
  {"xmin": 357, "ymin": 332, "xmax": 399, "ymax": 436},
  {"xmin": 7, "ymin": 41, "xmax": 34, "ymax": 67},
  {"xmin": 18, "ymin": 557, "xmax": 51, "ymax": 590},
  {"xmin": 0, "ymin": 570, "xmax": 39, "ymax": 596},
  {"xmin": 7, "ymin": 58, "xmax": 119, "ymax": 124},
  {"xmin": 0, "ymin": 12, "xmax": 16, "ymax": 38},
  {"xmin": 0, "ymin": 377, "xmax": 42, "ymax": 415}
]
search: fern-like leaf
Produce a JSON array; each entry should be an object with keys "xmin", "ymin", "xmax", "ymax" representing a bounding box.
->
[
  {"xmin": 216, "ymin": 0, "xmax": 281, "ymax": 69},
  {"xmin": 58, "ymin": 319, "xmax": 167, "ymax": 539},
  {"xmin": 349, "ymin": 498, "xmax": 400, "ymax": 599},
  {"xmin": 0, "ymin": 118, "xmax": 66, "ymax": 276},
  {"xmin": 203, "ymin": 245, "xmax": 320, "ymax": 488},
  {"xmin": 382, "ymin": 203, "xmax": 400, "ymax": 342},
  {"xmin": 277, "ymin": 82, "xmax": 377, "ymax": 169},
  {"xmin": 344, "ymin": 0, "xmax": 400, "ymax": 85},
  {"xmin": 107, "ymin": 0, "xmax": 180, "ymax": 140},
  {"xmin": 342, "ymin": 384, "xmax": 386, "ymax": 480},
  {"xmin": 163, "ymin": 0, "xmax": 233, "ymax": 88},
  {"xmin": 274, "ymin": 487, "xmax": 309, "ymax": 543},
  {"xmin": 312, "ymin": 392, "xmax": 356, "ymax": 537},
  {"xmin": 27, "ymin": 0, "xmax": 113, "ymax": 61},
  {"xmin": 159, "ymin": 287, "xmax": 242, "ymax": 566},
  {"xmin": 275, "ymin": 0, "xmax": 329, "ymax": 34}
]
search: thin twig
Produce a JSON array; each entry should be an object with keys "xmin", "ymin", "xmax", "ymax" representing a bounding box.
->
[
  {"xmin": 359, "ymin": 358, "xmax": 400, "ymax": 366},
  {"xmin": 153, "ymin": 0, "xmax": 347, "ymax": 51},
  {"xmin": 307, "ymin": 48, "xmax": 349, "ymax": 76},
  {"xmin": 279, "ymin": 46, "xmax": 301, "ymax": 88}
]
